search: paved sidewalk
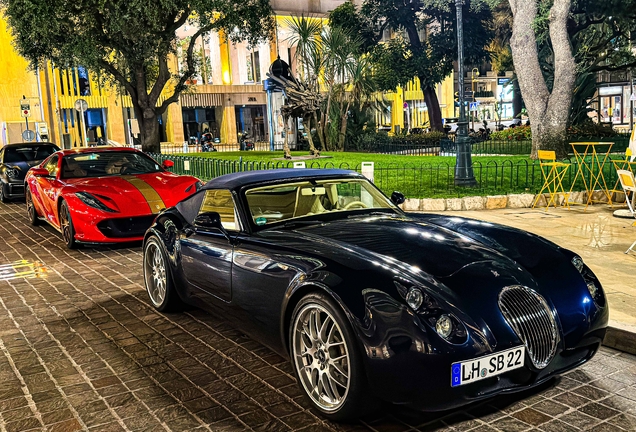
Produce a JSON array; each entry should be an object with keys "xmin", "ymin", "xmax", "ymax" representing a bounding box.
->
[
  {"xmin": 0, "ymin": 201, "xmax": 635, "ymax": 431},
  {"xmin": 429, "ymin": 205, "xmax": 636, "ymax": 330}
]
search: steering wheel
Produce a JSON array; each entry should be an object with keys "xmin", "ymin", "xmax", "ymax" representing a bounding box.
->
[
  {"xmin": 343, "ymin": 201, "xmax": 368, "ymax": 210},
  {"xmin": 120, "ymin": 163, "xmax": 135, "ymax": 175}
]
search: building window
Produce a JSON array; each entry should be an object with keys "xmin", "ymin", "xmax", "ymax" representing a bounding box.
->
[{"xmin": 77, "ymin": 67, "xmax": 91, "ymax": 96}]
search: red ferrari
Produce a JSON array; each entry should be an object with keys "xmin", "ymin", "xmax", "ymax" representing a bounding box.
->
[{"xmin": 25, "ymin": 147, "xmax": 201, "ymax": 248}]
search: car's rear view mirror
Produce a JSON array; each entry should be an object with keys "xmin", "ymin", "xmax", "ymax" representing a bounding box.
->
[{"xmin": 300, "ymin": 187, "xmax": 326, "ymax": 196}]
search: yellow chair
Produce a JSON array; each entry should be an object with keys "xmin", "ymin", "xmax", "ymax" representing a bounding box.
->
[
  {"xmin": 617, "ymin": 169, "xmax": 636, "ymax": 254},
  {"xmin": 611, "ymin": 148, "xmax": 635, "ymax": 200},
  {"xmin": 533, "ymin": 150, "xmax": 571, "ymax": 210}
]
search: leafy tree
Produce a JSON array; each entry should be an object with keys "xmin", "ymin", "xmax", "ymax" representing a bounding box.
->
[
  {"xmin": 331, "ymin": 0, "xmax": 492, "ymax": 132},
  {"xmin": 503, "ymin": 0, "xmax": 636, "ymax": 157},
  {"xmin": 285, "ymin": 16, "xmax": 380, "ymax": 152},
  {"xmin": 1, "ymin": 0, "xmax": 274, "ymax": 152}
]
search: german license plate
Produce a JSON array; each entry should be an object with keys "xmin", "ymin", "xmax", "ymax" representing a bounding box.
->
[{"xmin": 451, "ymin": 346, "xmax": 525, "ymax": 387}]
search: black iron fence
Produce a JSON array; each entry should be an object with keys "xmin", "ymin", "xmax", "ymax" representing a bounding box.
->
[
  {"xmin": 150, "ymin": 153, "xmax": 628, "ymax": 199},
  {"xmin": 159, "ymin": 141, "xmax": 291, "ymax": 154}
]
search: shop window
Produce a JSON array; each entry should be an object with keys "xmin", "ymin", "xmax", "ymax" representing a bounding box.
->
[
  {"xmin": 253, "ymin": 52, "xmax": 261, "ymax": 82},
  {"xmin": 246, "ymin": 54, "xmax": 254, "ymax": 82}
]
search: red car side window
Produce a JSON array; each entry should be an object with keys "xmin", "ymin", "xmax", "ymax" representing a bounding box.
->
[{"xmin": 44, "ymin": 155, "xmax": 59, "ymax": 177}]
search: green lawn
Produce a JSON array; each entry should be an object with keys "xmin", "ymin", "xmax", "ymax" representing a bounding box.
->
[{"xmin": 157, "ymin": 151, "xmax": 621, "ymax": 199}]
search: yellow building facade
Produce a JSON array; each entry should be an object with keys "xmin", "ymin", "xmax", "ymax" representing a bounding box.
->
[{"xmin": 1, "ymin": 5, "xmax": 457, "ymax": 149}]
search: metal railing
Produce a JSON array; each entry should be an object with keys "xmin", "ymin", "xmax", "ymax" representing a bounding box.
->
[
  {"xmin": 159, "ymin": 141, "xmax": 296, "ymax": 154},
  {"xmin": 150, "ymin": 153, "xmax": 628, "ymax": 199}
]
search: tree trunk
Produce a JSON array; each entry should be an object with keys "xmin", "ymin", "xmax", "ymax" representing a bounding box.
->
[
  {"xmin": 422, "ymin": 85, "xmax": 444, "ymax": 132},
  {"xmin": 512, "ymin": 75, "xmax": 524, "ymax": 120},
  {"xmin": 509, "ymin": 0, "xmax": 575, "ymax": 159},
  {"xmin": 139, "ymin": 109, "xmax": 161, "ymax": 153},
  {"xmin": 305, "ymin": 116, "xmax": 319, "ymax": 156},
  {"xmin": 313, "ymin": 111, "xmax": 325, "ymax": 150},
  {"xmin": 338, "ymin": 101, "xmax": 351, "ymax": 151},
  {"xmin": 322, "ymin": 91, "xmax": 334, "ymax": 151},
  {"xmin": 282, "ymin": 115, "xmax": 291, "ymax": 159}
]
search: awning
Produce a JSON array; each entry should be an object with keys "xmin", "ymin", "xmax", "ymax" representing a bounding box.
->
[{"xmin": 180, "ymin": 93, "xmax": 223, "ymax": 108}]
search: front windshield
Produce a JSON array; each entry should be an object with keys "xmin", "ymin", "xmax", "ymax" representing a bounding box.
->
[
  {"xmin": 244, "ymin": 178, "xmax": 397, "ymax": 226},
  {"xmin": 61, "ymin": 151, "xmax": 162, "ymax": 178},
  {"xmin": 4, "ymin": 145, "xmax": 57, "ymax": 163}
]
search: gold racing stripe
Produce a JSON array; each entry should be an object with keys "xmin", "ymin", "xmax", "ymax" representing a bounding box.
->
[{"xmin": 121, "ymin": 176, "xmax": 166, "ymax": 214}]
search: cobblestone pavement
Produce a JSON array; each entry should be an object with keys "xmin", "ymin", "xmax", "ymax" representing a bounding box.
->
[{"xmin": 0, "ymin": 201, "xmax": 635, "ymax": 432}]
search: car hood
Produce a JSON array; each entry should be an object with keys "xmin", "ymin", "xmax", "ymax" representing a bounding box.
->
[
  {"xmin": 262, "ymin": 213, "xmax": 574, "ymax": 312},
  {"xmin": 274, "ymin": 214, "xmax": 527, "ymax": 281},
  {"xmin": 65, "ymin": 172, "xmax": 198, "ymax": 213}
]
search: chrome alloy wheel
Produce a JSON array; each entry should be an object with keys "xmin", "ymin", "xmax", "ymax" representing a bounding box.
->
[
  {"xmin": 292, "ymin": 304, "xmax": 351, "ymax": 411},
  {"xmin": 144, "ymin": 242, "xmax": 167, "ymax": 307},
  {"xmin": 60, "ymin": 205, "xmax": 72, "ymax": 243},
  {"xmin": 26, "ymin": 191, "xmax": 35, "ymax": 218}
]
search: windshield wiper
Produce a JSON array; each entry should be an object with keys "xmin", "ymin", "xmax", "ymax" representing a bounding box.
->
[
  {"xmin": 280, "ymin": 220, "xmax": 324, "ymax": 228},
  {"xmin": 346, "ymin": 210, "xmax": 397, "ymax": 219}
]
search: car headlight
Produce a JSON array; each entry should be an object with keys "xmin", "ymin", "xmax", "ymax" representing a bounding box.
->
[
  {"xmin": 571, "ymin": 256, "xmax": 584, "ymax": 273},
  {"xmin": 572, "ymin": 256, "xmax": 604, "ymax": 305},
  {"xmin": 396, "ymin": 282, "xmax": 467, "ymax": 344},
  {"xmin": 75, "ymin": 192, "xmax": 116, "ymax": 212},
  {"xmin": 435, "ymin": 315, "xmax": 453, "ymax": 339},
  {"xmin": 406, "ymin": 287, "xmax": 424, "ymax": 310},
  {"xmin": 6, "ymin": 168, "xmax": 19, "ymax": 179}
]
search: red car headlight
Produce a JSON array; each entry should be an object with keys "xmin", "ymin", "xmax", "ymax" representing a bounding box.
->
[{"xmin": 75, "ymin": 192, "xmax": 117, "ymax": 213}]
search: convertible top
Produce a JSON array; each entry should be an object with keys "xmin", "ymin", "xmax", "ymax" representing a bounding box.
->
[{"xmin": 202, "ymin": 169, "xmax": 363, "ymax": 191}]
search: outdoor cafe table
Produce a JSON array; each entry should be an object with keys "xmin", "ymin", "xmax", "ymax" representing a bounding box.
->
[{"xmin": 569, "ymin": 142, "xmax": 614, "ymax": 209}]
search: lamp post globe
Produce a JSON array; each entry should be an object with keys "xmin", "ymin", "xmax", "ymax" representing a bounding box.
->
[{"xmin": 454, "ymin": 0, "xmax": 477, "ymax": 187}]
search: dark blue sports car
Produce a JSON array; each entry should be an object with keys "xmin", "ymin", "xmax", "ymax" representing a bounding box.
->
[
  {"xmin": 0, "ymin": 142, "xmax": 59, "ymax": 202},
  {"xmin": 142, "ymin": 169, "xmax": 608, "ymax": 420}
]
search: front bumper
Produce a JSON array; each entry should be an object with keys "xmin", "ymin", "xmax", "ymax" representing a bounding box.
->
[
  {"xmin": 66, "ymin": 197, "xmax": 156, "ymax": 244},
  {"xmin": 2, "ymin": 180, "xmax": 25, "ymax": 199},
  {"xmin": 355, "ymin": 292, "xmax": 608, "ymax": 411},
  {"xmin": 363, "ymin": 333, "xmax": 604, "ymax": 411}
]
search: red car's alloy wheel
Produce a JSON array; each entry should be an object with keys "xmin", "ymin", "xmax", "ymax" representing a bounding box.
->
[
  {"xmin": 59, "ymin": 201, "xmax": 77, "ymax": 249},
  {"xmin": 26, "ymin": 189, "xmax": 39, "ymax": 226}
]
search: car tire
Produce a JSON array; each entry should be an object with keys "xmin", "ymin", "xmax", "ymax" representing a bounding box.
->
[
  {"xmin": 0, "ymin": 182, "xmax": 8, "ymax": 203},
  {"xmin": 59, "ymin": 200, "xmax": 78, "ymax": 249},
  {"xmin": 143, "ymin": 236, "xmax": 182, "ymax": 312},
  {"xmin": 289, "ymin": 292, "xmax": 377, "ymax": 421},
  {"xmin": 25, "ymin": 189, "xmax": 40, "ymax": 226}
]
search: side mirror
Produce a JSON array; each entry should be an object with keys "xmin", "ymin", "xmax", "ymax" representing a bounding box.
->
[
  {"xmin": 194, "ymin": 211, "xmax": 223, "ymax": 229},
  {"xmin": 162, "ymin": 160, "xmax": 174, "ymax": 169},
  {"xmin": 194, "ymin": 211, "xmax": 231, "ymax": 240},
  {"xmin": 390, "ymin": 191, "xmax": 405, "ymax": 205},
  {"xmin": 30, "ymin": 168, "xmax": 50, "ymax": 177}
]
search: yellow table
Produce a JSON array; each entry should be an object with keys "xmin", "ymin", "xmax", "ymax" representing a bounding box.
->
[{"xmin": 569, "ymin": 142, "xmax": 614, "ymax": 208}]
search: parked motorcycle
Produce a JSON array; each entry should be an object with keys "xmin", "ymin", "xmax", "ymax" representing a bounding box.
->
[
  {"xmin": 238, "ymin": 131, "xmax": 254, "ymax": 151},
  {"xmin": 201, "ymin": 133, "xmax": 217, "ymax": 152}
]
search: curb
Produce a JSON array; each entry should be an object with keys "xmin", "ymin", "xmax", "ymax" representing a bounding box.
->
[
  {"xmin": 603, "ymin": 321, "xmax": 636, "ymax": 356},
  {"xmin": 399, "ymin": 190, "xmax": 627, "ymax": 212}
]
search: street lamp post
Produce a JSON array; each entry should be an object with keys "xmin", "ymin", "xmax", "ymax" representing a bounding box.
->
[{"xmin": 454, "ymin": 0, "xmax": 477, "ymax": 186}]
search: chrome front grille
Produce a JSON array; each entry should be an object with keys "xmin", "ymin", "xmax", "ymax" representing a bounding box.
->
[{"xmin": 498, "ymin": 286, "xmax": 559, "ymax": 369}]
